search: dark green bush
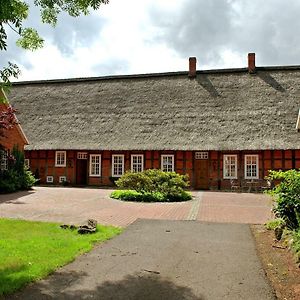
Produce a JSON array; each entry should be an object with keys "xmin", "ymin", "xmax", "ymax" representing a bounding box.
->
[
  {"xmin": 292, "ymin": 229, "xmax": 300, "ymax": 261},
  {"xmin": 266, "ymin": 170, "xmax": 300, "ymax": 230},
  {"xmin": 116, "ymin": 169, "xmax": 190, "ymax": 194},
  {"xmin": 110, "ymin": 189, "xmax": 191, "ymax": 202},
  {"xmin": 110, "ymin": 190, "xmax": 164, "ymax": 202},
  {"xmin": 0, "ymin": 147, "xmax": 36, "ymax": 193},
  {"xmin": 112, "ymin": 169, "xmax": 192, "ymax": 202}
]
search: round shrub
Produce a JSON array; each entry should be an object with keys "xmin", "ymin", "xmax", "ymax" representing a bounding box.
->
[
  {"xmin": 110, "ymin": 189, "xmax": 191, "ymax": 202},
  {"xmin": 111, "ymin": 169, "xmax": 192, "ymax": 202}
]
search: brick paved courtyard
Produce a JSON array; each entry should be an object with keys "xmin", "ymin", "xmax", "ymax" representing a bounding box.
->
[{"xmin": 0, "ymin": 187, "xmax": 273, "ymax": 227}]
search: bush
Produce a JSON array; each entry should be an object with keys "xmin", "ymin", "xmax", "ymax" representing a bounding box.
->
[
  {"xmin": 111, "ymin": 190, "xmax": 164, "ymax": 202},
  {"xmin": 116, "ymin": 169, "xmax": 190, "ymax": 195},
  {"xmin": 265, "ymin": 218, "xmax": 285, "ymax": 230},
  {"xmin": 0, "ymin": 147, "xmax": 36, "ymax": 193},
  {"xmin": 291, "ymin": 229, "xmax": 300, "ymax": 261},
  {"xmin": 112, "ymin": 169, "xmax": 192, "ymax": 202},
  {"xmin": 266, "ymin": 170, "xmax": 300, "ymax": 230},
  {"xmin": 110, "ymin": 189, "xmax": 191, "ymax": 202}
]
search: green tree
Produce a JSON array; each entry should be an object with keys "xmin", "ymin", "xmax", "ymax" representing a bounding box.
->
[{"xmin": 0, "ymin": 0, "xmax": 109, "ymax": 95}]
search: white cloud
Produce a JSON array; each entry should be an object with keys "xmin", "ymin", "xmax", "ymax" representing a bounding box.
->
[
  {"xmin": 7, "ymin": 0, "xmax": 300, "ymax": 81},
  {"xmin": 16, "ymin": 0, "xmax": 189, "ymax": 80}
]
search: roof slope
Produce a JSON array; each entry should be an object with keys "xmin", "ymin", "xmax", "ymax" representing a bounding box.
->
[{"xmin": 8, "ymin": 67, "xmax": 300, "ymax": 151}]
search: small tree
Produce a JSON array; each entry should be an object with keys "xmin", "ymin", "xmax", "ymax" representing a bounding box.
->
[
  {"xmin": 267, "ymin": 170, "xmax": 300, "ymax": 230},
  {"xmin": 0, "ymin": 105, "xmax": 16, "ymax": 140},
  {"xmin": 0, "ymin": 0, "xmax": 109, "ymax": 92}
]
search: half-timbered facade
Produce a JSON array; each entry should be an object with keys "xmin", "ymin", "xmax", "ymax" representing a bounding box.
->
[{"xmin": 8, "ymin": 54, "xmax": 300, "ymax": 190}]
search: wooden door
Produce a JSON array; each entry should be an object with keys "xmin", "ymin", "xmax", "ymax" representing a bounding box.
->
[
  {"xmin": 195, "ymin": 159, "xmax": 209, "ymax": 189},
  {"xmin": 76, "ymin": 159, "xmax": 87, "ymax": 185}
]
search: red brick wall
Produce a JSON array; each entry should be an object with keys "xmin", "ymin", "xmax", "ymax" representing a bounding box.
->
[
  {"xmin": 0, "ymin": 126, "xmax": 26, "ymax": 152},
  {"xmin": 0, "ymin": 104, "xmax": 26, "ymax": 152},
  {"xmin": 25, "ymin": 149, "xmax": 300, "ymax": 189}
]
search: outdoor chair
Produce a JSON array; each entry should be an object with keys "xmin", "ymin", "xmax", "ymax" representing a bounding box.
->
[{"xmin": 230, "ymin": 179, "xmax": 240, "ymax": 192}]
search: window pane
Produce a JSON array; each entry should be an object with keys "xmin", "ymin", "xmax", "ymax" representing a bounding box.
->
[
  {"xmin": 56, "ymin": 151, "xmax": 66, "ymax": 166},
  {"xmin": 132, "ymin": 155, "xmax": 143, "ymax": 173},
  {"xmin": 90, "ymin": 155, "xmax": 101, "ymax": 176},
  {"xmin": 113, "ymin": 155, "xmax": 124, "ymax": 176},
  {"xmin": 162, "ymin": 155, "xmax": 173, "ymax": 172},
  {"xmin": 245, "ymin": 155, "xmax": 258, "ymax": 179},
  {"xmin": 224, "ymin": 155, "xmax": 237, "ymax": 178}
]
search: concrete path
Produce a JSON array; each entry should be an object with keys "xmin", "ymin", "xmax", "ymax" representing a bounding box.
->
[
  {"xmin": 0, "ymin": 187, "xmax": 273, "ymax": 226},
  {"xmin": 8, "ymin": 220, "xmax": 275, "ymax": 300}
]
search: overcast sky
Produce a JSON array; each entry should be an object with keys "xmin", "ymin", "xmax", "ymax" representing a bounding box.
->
[{"xmin": 2, "ymin": 0, "xmax": 300, "ymax": 81}]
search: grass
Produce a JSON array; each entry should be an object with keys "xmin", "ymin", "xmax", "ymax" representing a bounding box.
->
[{"xmin": 0, "ymin": 218, "xmax": 122, "ymax": 296}]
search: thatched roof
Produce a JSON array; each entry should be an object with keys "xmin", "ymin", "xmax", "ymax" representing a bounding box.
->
[{"xmin": 8, "ymin": 66, "xmax": 300, "ymax": 151}]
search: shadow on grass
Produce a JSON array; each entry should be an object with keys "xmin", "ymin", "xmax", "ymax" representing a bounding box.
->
[
  {"xmin": 0, "ymin": 263, "xmax": 32, "ymax": 296},
  {"xmin": 0, "ymin": 190, "xmax": 35, "ymax": 204},
  {"xmin": 8, "ymin": 271, "xmax": 203, "ymax": 300}
]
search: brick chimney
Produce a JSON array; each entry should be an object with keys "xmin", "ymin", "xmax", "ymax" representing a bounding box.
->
[
  {"xmin": 188, "ymin": 57, "xmax": 197, "ymax": 78},
  {"xmin": 248, "ymin": 53, "xmax": 256, "ymax": 74}
]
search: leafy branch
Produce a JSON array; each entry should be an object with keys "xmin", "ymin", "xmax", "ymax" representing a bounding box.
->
[{"xmin": 0, "ymin": 0, "xmax": 109, "ymax": 88}]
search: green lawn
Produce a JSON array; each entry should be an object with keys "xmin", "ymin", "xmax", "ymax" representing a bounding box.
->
[{"xmin": 0, "ymin": 218, "xmax": 122, "ymax": 296}]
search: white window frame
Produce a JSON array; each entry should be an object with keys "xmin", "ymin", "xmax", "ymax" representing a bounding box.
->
[
  {"xmin": 223, "ymin": 154, "xmax": 238, "ymax": 179},
  {"xmin": 55, "ymin": 151, "xmax": 66, "ymax": 167},
  {"xmin": 244, "ymin": 154, "xmax": 259, "ymax": 179},
  {"xmin": 131, "ymin": 154, "xmax": 144, "ymax": 173},
  {"xmin": 46, "ymin": 176, "xmax": 54, "ymax": 183},
  {"xmin": 89, "ymin": 154, "xmax": 101, "ymax": 177},
  {"xmin": 161, "ymin": 154, "xmax": 175, "ymax": 172},
  {"xmin": 77, "ymin": 152, "xmax": 88, "ymax": 159},
  {"xmin": 0, "ymin": 150, "xmax": 8, "ymax": 171},
  {"xmin": 296, "ymin": 108, "xmax": 300, "ymax": 131},
  {"xmin": 59, "ymin": 176, "xmax": 67, "ymax": 183},
  {"xmin": 195, "ymin": 152, "xmax": 208, "ymax": 159},
  {"xmin": 112, "ymin": 154, "xmax": 125, "ymax": 177},
  {"xmin": 24, "ymin": 159, "xmax": 30, "ymax": 169}
]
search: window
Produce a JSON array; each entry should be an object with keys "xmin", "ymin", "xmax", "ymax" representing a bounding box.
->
[
  {"xmin": 112, "ymin": 155, "xmax": 124, "ymax": 177},
  {"xmin": 89, "ymin": 154, "xmax": 101, "ymax": 177},
  {"xmin": 245, "ymin": 155, "xmax": 259, "ymax": 179},
  {"xmin": 24, "ymin": 159, "xmax": 30, "ymax": 169},
  {"xmin": 131, "ymin": 154, "xmax": 144, "ymax": 173},
  {"xmin": 161, "ymin": 155, "xmax": 174, "ymax": 172},
  {"xmin": 55, "ymin": 151, "xmax": 66, "ymax": 167},
  {"xmin": 46, "ymin": 176, "xmax": 54, "ymax": 183},
  {"xmin": 0, "ymin": 150, "xmax": 8, "ymax": 171},
  {"xmin": 195, "ymin": 152, "xmax": 208, "ymax": 159},
  {"xmin": 59, "ymin": 176, "xmax": 67, "ymax": 183},
  {"xmin": 223, "ymin": 155, "xmax": 237, "ymax": 179},
  {"xmin": 77, "ymin": 152, "xmax": 87, "ymax": 159}
]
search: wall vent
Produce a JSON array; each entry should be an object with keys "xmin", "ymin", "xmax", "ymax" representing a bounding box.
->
[
  {"xmin": 59, "ymin": 176, "xmax": 67, "ymax": 183},
  {"xmin": 46, "ymin": 176, "xmax": 54, "ymax": 183}
]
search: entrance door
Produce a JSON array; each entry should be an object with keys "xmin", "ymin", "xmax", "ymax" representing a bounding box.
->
[
  {"xmin": 76, "ymin": 159, "xmax": 88, "ymax": 185},
  {"xmin": 194, "ymin": 153, "xmax": 209, "ymax": 190}
]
